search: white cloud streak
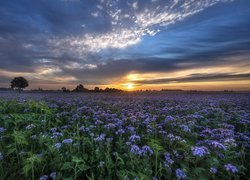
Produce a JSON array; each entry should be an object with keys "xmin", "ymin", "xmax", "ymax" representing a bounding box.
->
[{"xmin": 49, "ymin": 0, "xmax": 234, "ymax": 54}]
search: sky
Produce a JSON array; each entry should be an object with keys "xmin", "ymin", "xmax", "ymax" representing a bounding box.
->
[{"xmin": 0, "ymin": 0, "xmax": 250, "ymax": 91}]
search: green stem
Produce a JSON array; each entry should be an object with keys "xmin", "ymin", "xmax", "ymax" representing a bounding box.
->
[
  {"xmin": 32, "ymin": 162, "xmax": 34, "ymax": 180},
  {"xmin": 74, "ymin": 163, "xmax": 78, "ymax": 180},
  {"xmin": 155, "ymin": 151, "xmax": 158, "ymax": 176}
]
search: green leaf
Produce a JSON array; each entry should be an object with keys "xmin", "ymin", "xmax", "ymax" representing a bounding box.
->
[
  {"xmin": 61, "ymin": 162, "xmax": 72, "ymax": 170},
  {"xmin": 72, "ymin": 156, "xmax": 84, "ymax": 163},
  {"xmin": 148, "ymin": 139, "xmax": 164, "ymax": 152},
  {"xmin": 13, "ymin": 130, "xmax": 28, "ymax": 145},
  {"xmin": 78, "ymin": 163, "xmax": 91, "ymax": 172}
]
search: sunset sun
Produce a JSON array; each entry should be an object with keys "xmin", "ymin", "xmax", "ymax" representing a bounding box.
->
[{"xmin": 125, "ymin": 83, "xmax": 134, "ymax": 90}]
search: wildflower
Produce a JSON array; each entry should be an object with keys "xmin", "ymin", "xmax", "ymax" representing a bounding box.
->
[
  {"xmin": 51, "ymin": 132, "xmax": 63, "ymax": 139},
  {"xmin": 98, "ymin": 161, "xmax": 105, "ymax": 167},
  {"xmin": 141, "ymin": 145, "xmax": 153, "ymax": 156},
  {"xmin": 167, "ymin": 134, "xmax": 175, "ymax": 142},
  {"xmin": 50, "ymin": 128, "xmax": 57, "ymax": 133},
  {"xmin": 30, "ymin": 134, "xmax": 37, "ymax": 140},
  {"xmin": 164, "ymin": 153, "xmax": 174, "ymax": 167},
  {"xmin": 129, "ymin": 134, "xmax": 141, "ymax": 142},
  {"xmin": 127, "ymin": 126, "xmax": 135, "ymax": 133},
  {"xmin": 79, "ymin": 125, "xmax": 85, "ymax": 132},
  {"xmin": 25, "ymin": 124, "xmax": 36, "ymax": 130},
  {"xmin": 130, "ymin": 145, "xmax": 141, "ymax": 156},
  {"xmin": 224, "ymin": 164, "xmax": 238, "ymax": 173},
  {"xmin": 211, "ymin": 141, "xmax": 226, "ymax": 150},
  {"xmin": 104, "ymin": 123, "xmax": 116, "ymax": 129},
  {"xmin": 210, "ymin": 167, "xmax": 218, "ymax": 174},
  {"xmin": 72, "ymin": 114, "xmax": 79, "ymax": 120},
  {"xmin": 0, "ymin": 152, "xmax": 3, "ymax": 160},
  {"xmin": 62, "ymin": 138, "xmax": 73, "ymax": 144},
  {"xmin": 191, "ymin": 146, "xmax": 210, "ymax": 157},
  {"xmin": 61, "ymin": 125, "xmax": 69, "ymax": 129},
  {"xmin": 50, "ymin": 172, "xmax": 57, "ymax": 180},
  {"xmin": 176, "ymin": 168, "xmax": 187, "ymax": 179},
  {"xmin": 0, "ymin": 127, "xmax": 6, "ymax": 133},
  {"xmin": 165, "ymin": 115, "xmax": 175, "ymax": 122},
  {"xmin": 126, "ymin": 141, "xmax": 132, "ymax": 146},
  {"xmin": 115, "ymin": 129, "xmax": 125, "ymax": 135},
  {"xmin": 39, "ymin": 175, "xmax": 48, "ymax": 180},
  {"xmin": 180, "ymin": 125, "xmax": 191, "ymax": 132},
  {"xmin": 94, "ymin": 133, "xmax": 106, "ymax": 141},
  {"xmin": 54, "ymin": 142, "xmax": 62, "ymax": 149}
]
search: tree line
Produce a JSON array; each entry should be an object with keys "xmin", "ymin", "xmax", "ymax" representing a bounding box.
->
[{"xmin": 10, "ymin": 77, "xmax": 123, "ymax": 93}]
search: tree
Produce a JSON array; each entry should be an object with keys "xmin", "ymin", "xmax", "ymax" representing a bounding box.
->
[
  {"xmin": 72, "ymin": 84, "xmax": 88, "ymax": 92},
  {"xmin": 11, "ymin": 77, "xmax": 29, "ymax": 92},
  {"xmin": 94, "ymin": 87, "xmax": 100, "ymax": 92},
  {"xmin": 61, "ymin": 87, "xmax": 70, "ymax": 92}
]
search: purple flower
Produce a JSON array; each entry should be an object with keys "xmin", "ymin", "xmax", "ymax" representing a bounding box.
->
[
  {"xmin": 141, "ymin": 145, "xmax": 153, "ymax": 156},
  {"xmin": 50, "ymin": 172, "xmax": 56, "ymax": 180},
  {"xmin": 127, "ymin": 126, "xmax": 135, "ymax": 133},
  {"xmin": 210, "ymin": 167, "xmax": 218, "ymax": 174},
  {"xmin": 165, "ymin": 115, "xmax": 175, "ymax": 122},
  {"xmin": 30, "ymin": 134, "xmax": 37, "ymax": 140},
  {"xmin": 115, "ymin": 129, "xmax": 125, "ymax": 135},
  {"xmin": 104, "ymin": 123, "xmax": 116, "ymax": 129},
  {"xmin": 130, "ymin": 145, "xmax": 141, "ymax": 156},
  {"xmin": 176, "ymin": 168, "xmax": 187, "ymax": 179},
  {"xmin": 211, "ymin": 141, "xmax": 226, "ymax": 150},
  {"xmin": 94, "ymin": 133, "xmax": 106, "ymax": 141},
  {"xmin": 129, "ymin": 134, "xmax": 141, "ymax": 142},
  {"xmin": 126, "ymin": 141, "xmax": 132, "ymax": 146},
  {"xmin": 54, "ymin": 142, "xmax": 62, "ymax": 149},
  {"xmin": 224, "ymin": 164, "xmax": 238, "ymax": 173},
  {"xmin": 39, "ymin": 175, "xmax": 48, "ymax": 180},
  {"xmin": 0, "ymin": 127, "xmax": 6, "ymax": 133},
  {"xmin": 180, "ymin": 125, "xmax": 191, "ymax": 132},
  {"xmin": 72, "ymin": 114, "xmax": 79, "ymax": 120},
  {"xmin": 51, "ymin": 132, "xmax": 63, "ymax": 139},
  {"xmin": 191, "ymin": 146, "xmax": 210, "ymax": 157},
  {"xmin": 62, "ymin": 138, "xmax": 73, "ymax": 144},
  {"xmin": 0, "ymin": 152, "xmax": 3, "ymax": 160},
  {"xmin": 50, "ymin": 128, "xmax": 57, "ymax": 133},
  {"xmin": 164, "ymin": 153, "xmax": 174, "ymax": 167}
]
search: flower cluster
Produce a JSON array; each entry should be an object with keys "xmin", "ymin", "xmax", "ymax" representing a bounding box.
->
[{"xmin": 191, "ymin": 146, "xmax": 210, "ymax": 157}]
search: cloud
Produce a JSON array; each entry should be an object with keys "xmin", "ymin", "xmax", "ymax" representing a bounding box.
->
[
  {"xmin": 49, "ymin": 0, "xmax": 234, "ymax": 53},
  {"xmin": 133, "ymin": 73, "xmax": 250, "ymax": 84}
]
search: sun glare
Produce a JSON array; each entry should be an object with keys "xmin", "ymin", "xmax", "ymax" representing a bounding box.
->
[{"xmin": 125, "ymin": 83, "xmax": 134, "ymax": 90}]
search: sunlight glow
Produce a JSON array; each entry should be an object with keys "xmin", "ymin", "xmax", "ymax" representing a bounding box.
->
[{"xmin": 125, "ymin": 83, "xmax": 134, "ymax": 90}]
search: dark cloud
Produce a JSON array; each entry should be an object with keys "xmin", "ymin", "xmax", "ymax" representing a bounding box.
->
[{"xmin": 134, "ymin": 73, "xmax": 250, "ymax": 84}]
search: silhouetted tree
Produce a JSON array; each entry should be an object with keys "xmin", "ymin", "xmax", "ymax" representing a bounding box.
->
[
  {"xmin": 61, "ymin": 87, "xmax": 70, "ymax": 92},
  {"xmin": 104, "ymin": 87, "xmax": 123, "ymax": 93},
  {"xmin": 94, "ymin": 87, "xmax": 100, "ymax": 92},
  {"xmin": 72, "ymin": 84, "xmax": 88, "ymax": 92},
  {"xmin": 11, "ymin": 77, "xmax": 29, "ymax": 92}
]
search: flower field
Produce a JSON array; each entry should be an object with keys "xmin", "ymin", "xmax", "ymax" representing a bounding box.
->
[{"xmin": 0, "ymin": 92, "xmax": 249, "ymax": 179}]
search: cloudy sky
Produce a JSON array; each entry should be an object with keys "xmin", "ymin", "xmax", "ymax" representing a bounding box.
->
[{"xmin": 0, "ymin": 0, "xmax": 250, "ymax": 90}]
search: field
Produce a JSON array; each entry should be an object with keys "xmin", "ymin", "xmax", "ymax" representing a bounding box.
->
[{"xmin": 0, "ymin": 92, "xmax": 249, "ymax": 180}]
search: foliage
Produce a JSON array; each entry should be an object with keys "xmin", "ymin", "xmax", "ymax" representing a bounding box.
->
[
  {"xmin": 0, "ymin": 93, "xmax": 249, "ymax": 179},
  {"xmin": 10, "ymin": 77, "xmax": 29, "ymax": 91}
]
